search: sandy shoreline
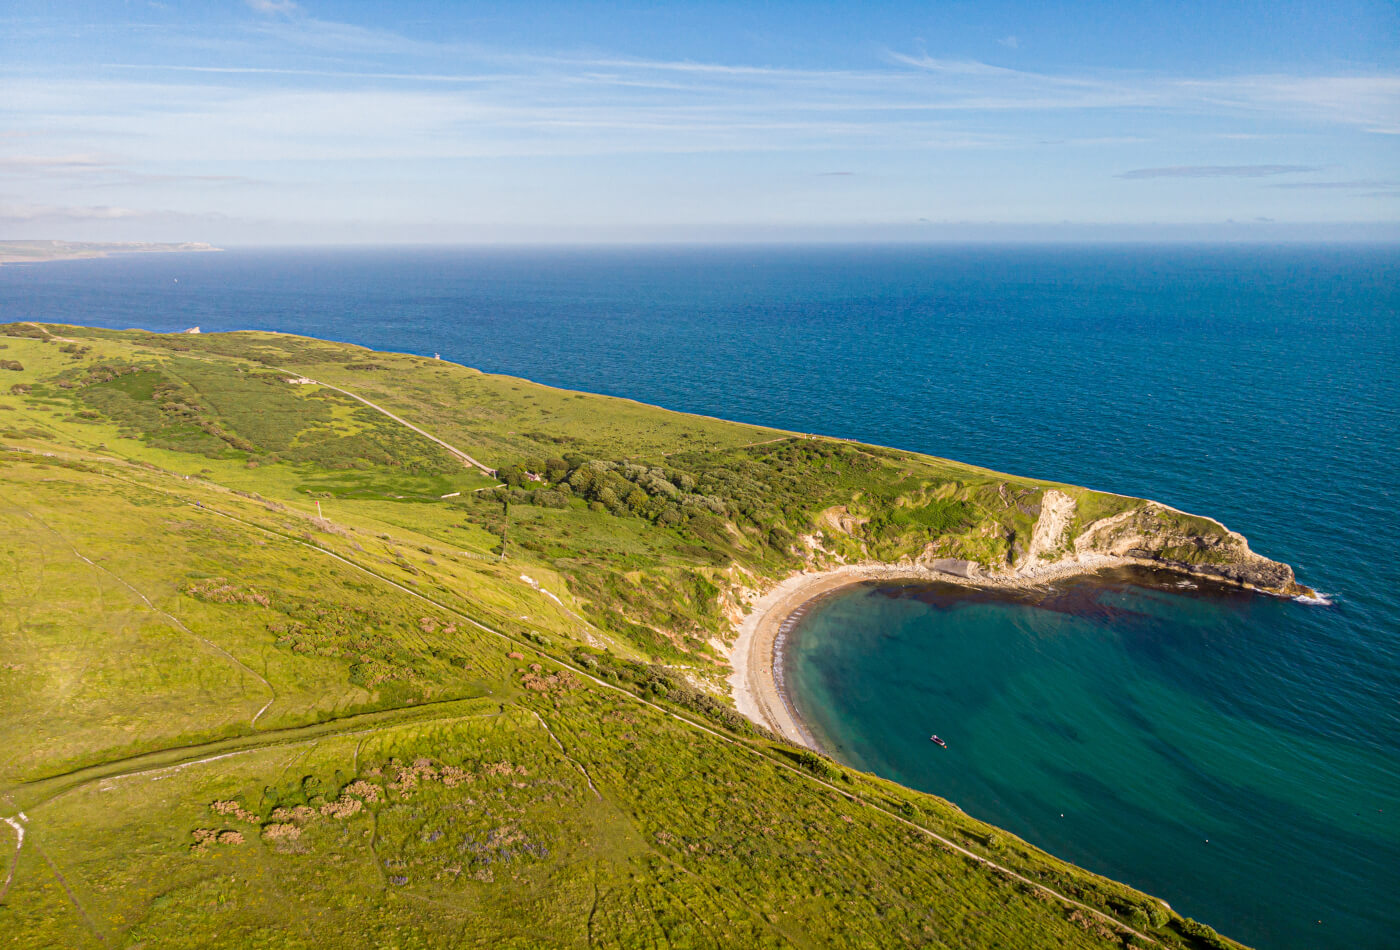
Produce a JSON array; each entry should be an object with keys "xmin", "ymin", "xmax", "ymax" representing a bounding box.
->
[{"xmin": 727, "ymin": 556, "xmax": 1128, "ymax": 748}]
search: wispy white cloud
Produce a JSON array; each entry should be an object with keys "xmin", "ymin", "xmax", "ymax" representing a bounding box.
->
[
  {"xmin": 5, "ymin": 56, "xmax": 1392, "ymax": 179},
  {"xmin": 0, "ymin": 149, "xmax": 262, "ymax": 191},
  {"xmin": 884, "ymin": 52, "xmax": 1400, "ymax": 131},
  {"xmin": 71, "ymin": 16, "xmax": 1400, "ymax": 135},
  {"xmin": 1039, "ymin": 136, "xmax": 1152, "ymax": 146},
  {"xmin": 110, "ymin": 13, "xmax": 1394, "ymax": 134},
  {"xmin": 1269, "ymin": 179, "xmax": 1400, "ymax": 190},
  {"xmin": 102, "ymin": 63, "xmax": 513, "ymax": 83},
  {"xmin": 6, "ymin": 32, "xmax": 1396, "ymax": 191},
  {"xmin": 1117, "ymin": 165, "xmax": 1322, "ymax": 179},
  {"xmin": 883, "ymin": 51, "xmax": 1028, "ymax": 79},
  {"xmin": 0, "ymin": 76, "xmax": 1023, "ymax": 166},
  {"xmin": 245, "ymin": 0, "xmax": 299, "ymax": 16},
  {"xmin": 0, "ymin": 154, "xmax": 114, "ymax": 172},
  {"xmin": 535, "ymin": 55, "xmax": 858, "ymax": 79},
  {"xmin": 0, "ymin": 202, "xmax": 147, "ymax": 220},
  {"xmin": 249, "ymin": 15, "xmax": 454, "ymax": 56},
  {"xmin": 1177, "ymin": 75, "xmax": 1400, "ymax": 135}
]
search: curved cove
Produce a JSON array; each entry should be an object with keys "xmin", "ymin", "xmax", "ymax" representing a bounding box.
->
[{"xmin": 784, "ymin": 567, "xmax": 1400, "ymax": 950}]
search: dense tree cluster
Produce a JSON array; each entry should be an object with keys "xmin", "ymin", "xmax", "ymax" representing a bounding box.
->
[
  {"xmin": 494, "ymin": 439, "xmax": 896, "ymax": 554},
  {"xmin": 499, "ymin": 455, "xmax": 744, "ymax": 536}
]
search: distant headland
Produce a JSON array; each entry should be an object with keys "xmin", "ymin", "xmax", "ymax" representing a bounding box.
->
[{"xmin": 0, "ymin": 240, "xmax": 221, "ymax": 266}]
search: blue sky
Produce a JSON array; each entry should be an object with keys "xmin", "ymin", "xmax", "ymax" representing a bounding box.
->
[{"xmin": 2, "ymin": 0, "xmax": 1397, "ymax": 242}]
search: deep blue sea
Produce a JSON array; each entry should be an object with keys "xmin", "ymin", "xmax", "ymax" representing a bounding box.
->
[{"xmin": 1, "ymin": 245, "xmax": 1396, "ymax": 949}]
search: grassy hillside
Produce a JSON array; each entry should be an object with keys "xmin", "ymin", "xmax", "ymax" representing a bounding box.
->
[{"xmin": 0, "ymin": 323, "xmax": 1248, "ymax": 948}]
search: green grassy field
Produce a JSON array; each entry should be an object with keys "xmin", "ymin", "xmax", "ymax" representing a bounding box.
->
[{"xmin": 0, "ymin": 323, "xmax": 1250, "ymax": 948}]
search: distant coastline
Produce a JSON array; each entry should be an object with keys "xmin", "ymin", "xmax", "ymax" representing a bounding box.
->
[{"xmin": 0, "ymin": 240, "xmax": 221, "ymax": 266}]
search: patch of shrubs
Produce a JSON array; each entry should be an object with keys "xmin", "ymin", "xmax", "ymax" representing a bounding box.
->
[
  {"xmin": 792, "ymin": 749, "xmax": 844, "ymax": 782},
  {"xmin": 1172, "ymin": 917, "xmax": 1236, "ymax": 949},
  {"xmin": 497, "ymin": 439, "xmax": 942, "ymax": 569},
  {"xmin": 0, "ymin": 323, "xmax": 49, "ymax": 339},
  {"xmin": 190, "ymin": 828, "xmax": 244, "ymax": 851},
  {"xmin": 183, "ymin": 577, "xmax": 271, "ymax": 606}
]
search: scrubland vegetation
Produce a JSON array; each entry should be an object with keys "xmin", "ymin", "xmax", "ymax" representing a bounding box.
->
[{"xmin": 0, "ymin": 323, "xmax": 1245, "ymax": 948}]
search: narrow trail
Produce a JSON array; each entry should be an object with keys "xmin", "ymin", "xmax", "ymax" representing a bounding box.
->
[
  {"xmin": 0, "ymin": 813, "xmax": 24, "ymax": 900},
  {"xmin": 2, "ymin": 498, "xmax": 277, "ymax": 727},
  {"xmin": 32, "ymin": 836, "xmax": 106, "ymax": 945},
  {"xmin": 289, "ymin": 375, "xmax": 497, "ymax": 477},
  {"xmin": 527, "ymin": 709, "xmax": 601, "ymax": 800},
  {"xmin": 518, "ymin": 573, "xmax": 590, "ymax": 630},
  {"xmin": 21, "ymin": 322, "xmax": 78, "ymax": 344}
]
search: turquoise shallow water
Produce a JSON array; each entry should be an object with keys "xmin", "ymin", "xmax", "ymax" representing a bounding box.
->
[{"xmin": 2, "ymin": 244, "xmax": 1396, "ymax": 948}]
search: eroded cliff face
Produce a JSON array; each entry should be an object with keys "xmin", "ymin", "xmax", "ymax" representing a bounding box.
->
[
  {"xmin": 1023, "ymin": 489, "xmax": 1077, "ymax": 569},
  {"xmin": 805, "ymin": 489, "xmax": 1310, "ymax": 599},
  {"xmin": 1069, "ymin": 501, "xmax": 1308, "ymax": 596}
]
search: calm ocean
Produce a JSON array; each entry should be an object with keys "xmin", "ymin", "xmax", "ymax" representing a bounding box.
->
[{"xmin": 2, "ymin": 245, "xmax": 1396, "ymax": 949}]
